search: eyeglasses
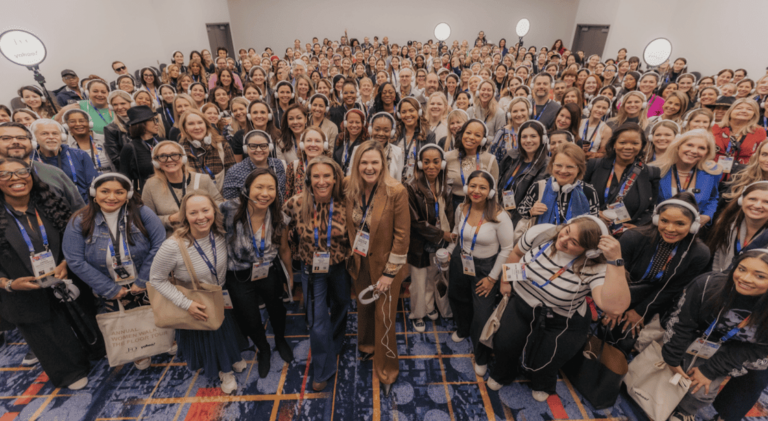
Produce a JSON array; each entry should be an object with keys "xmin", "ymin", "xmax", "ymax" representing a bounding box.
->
[
  {"xmin": 156, "ymin": 153, "xmax": 183, "ymax": 162},
  {"xmin": 62, "ymin": 76, "xmax": 77, "ymax": 81},
  {"xmin": 114, "ymin": 66, "xmax": 126, "ymax": 72},
  {"xmin": 0, "ymin": 135, "xmax": 30, "ymax": 142},
  {"xmin": 247, "ymin": 143, "xmax": 270, "ymax": 151},
  {"xmin": 0, "ymin": 167, "xmax": 32, "ymax": 181}
]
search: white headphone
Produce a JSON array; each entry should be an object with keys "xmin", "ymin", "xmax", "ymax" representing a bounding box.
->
[
  {"xmin": 89, "ymin": 172, "xmax": 134, "ymax": 199},
  {"xmin": 151, "ymin": 140, "xmax": 188, "ymax": 168},
  {"xmin": 18, "ymin": 86, "xmax": 44, "ymax": 104},
  {"xmin": 275, "ymin": 80, "xmax": 295, "ymax": 98},
  {"xmin": 523, "ymin": 119, "xmax": 550, "ymax": 146},
  {"xmin": 416, "ymin": 143, "xmax": 447, "ymax": 170},
  {"xmin": 648, "ymin": 120, "xmax": 681, "ymax": 142},
  {"xmin": 29, "ymin": 119, "xmax": 68, "ymax": 146},
  {"xmin": 308, "ymin": 93, "xmax": 330, "ymax": 113},
  {"xmin": 243, "ymin": 130, "xmax": 274, "ymax": 152},
  {"xmin": 507, "ymin": 97, "xmax": 532, "ymax": 121},
  {"xmin": 551, "ymin": 176, "xmax": 579, "ymax": 194},
  {"xmin": 358, "ymin": 284, "xmax": 381, "ymax": 305},
  {"xmin": 566, "ymin": 215, "xmax": 609, "ymax": 259},
  {"xmin": 299, "ymin": 128, "xmax": 329, "ymax": 151},
  {"xmin": 248, "ymin": 101, "xmax": 273, "ymax": 121},
  {"xmin": 620, "ymin": 91, "xmax": 648, "ymax": 109},
  {"xmin": 368, "ymin": 112, "xmax": 397, "ymax": 137},
  {"xmin": 187, "ymin": 82, "xmax": 209, "ymax": 100},
  {"xmin": 738, "ymin": 181, "xmax": 768, "ymax": 206},
  {"xmin": 652, "ymin": 198, "xmax": 701, "ymax": 234},
  {"xmin": 397, "ymin": 98, "xmax": 423, "ymax": 118},
  {"xmin": 190, "ymin": 133, "xmax": 213, "ymax": 149},
  {"xmin": 462, "ymin": 169, "xmax": 496, "ymax": 199},
  {"xmin": 61, "ymin": 109, "xmax": 94, "ymax": 130}
]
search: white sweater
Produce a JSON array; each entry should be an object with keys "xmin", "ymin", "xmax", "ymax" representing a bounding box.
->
[{"xmin": 446, "ymin": 206, "xmax": 515, "ymax": 280}]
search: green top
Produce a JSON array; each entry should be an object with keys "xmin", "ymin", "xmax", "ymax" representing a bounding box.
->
[{"xmin": 78, "ymin": 100, "xmax": 114, "ymax": 135}]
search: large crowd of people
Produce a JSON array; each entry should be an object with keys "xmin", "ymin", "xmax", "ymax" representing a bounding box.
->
[{"xmin": 1, "ymin": 30, "xmax": 767, "ymax": 421}]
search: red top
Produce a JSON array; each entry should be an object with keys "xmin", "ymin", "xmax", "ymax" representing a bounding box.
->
[{"xmin": 712, "ymin": 124, "xmax": 767, "ymax": 165}]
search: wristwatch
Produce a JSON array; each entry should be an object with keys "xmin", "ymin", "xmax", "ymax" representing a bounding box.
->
[
  {"xmin": 3, "ymin": 278, "xmax": 13, "ymax": 293},
  {"xmin": 606, "ymin": 259, "xmax": 625, "ymax": 267}
]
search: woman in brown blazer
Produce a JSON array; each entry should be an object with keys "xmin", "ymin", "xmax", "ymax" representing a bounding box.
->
[{"xmin": 345, "ymin": 140, "xmax": 410, "ymax": 396}]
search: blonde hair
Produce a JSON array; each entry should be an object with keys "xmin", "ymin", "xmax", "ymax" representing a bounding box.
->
[
  {"xmin": 609, "ymin": 91, "xmax": 649, "ymax": 129},
  {"xmin": 151, "ymin": 140, "xmax": 189, "ymax": 191},
  {"xmin": 173, "ymin": 190, "xmax": 225, "ymax": 246},
  {"xmin": 162, "ymin": 64, "xmax": 180, "ymax": 85},
  {"xmin": 229, "ymin": 97, "xmax": 251, "ymax": 132},
  {"xmin": 663, "ymin": 91, "xmax": 689, "ymax": 122},
  {"xmin": 427, "ymin": 92, "xmax": 450, "ymax": 122},
  {"xmin": 445, "ymin": 109, "xmax": 469, "ymax": 151},
  {"xmin": 178, "ymin": 109, "xmax": 226, "ymax": 149},
  {"xmin": 547, "ymin": 143, "xmax": 587, "ymax": 180},
  {"xmin": 472, "ymin": 80, "xmax": 499, "ymax": 122},
  {"xmin": 651, "ymin": 129, "xmax": 719, "ymax": 176},
  {"xmin": 172, "ymin": 93, "xmax": 196, "ymax": 124},
  {"xmin": 506, "ymin": 97, "xmax": 532, "ymax": 129},
  {"xmin": 298, "ymin": 127, "xmax": 329, "ymax": 161},
  {"xmin": 299, "ymin": 155, "xmax": 345, "ymax": 224},
  {"xmin": 724, "ymin": 139, "xmax": 768, "ymax": 200},
  {"xmin": 683, "ymin": 108, "xmax": 714, "ymax": 132},
  {"xmin": 345, "ymin": 140, "xmax": 389, "ymax": 202},
  {"xmin": 108, "ymin": 90, "xmax": 133, "ymax": 132},
  {"xmin": 718, "ymin": 98, "xmax": 761, "ymax": 136},
  {"xmin": 644, "ymin": 120, "xmax": 681, "ymax": 162}
]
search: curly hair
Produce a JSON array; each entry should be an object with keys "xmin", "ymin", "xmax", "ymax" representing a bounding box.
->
[{"xmin": 0, "ymin": 158, "xmax": 72, "ymax": 258}]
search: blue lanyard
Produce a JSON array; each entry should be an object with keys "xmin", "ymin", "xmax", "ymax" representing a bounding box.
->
[
  {"xmin": 88, "ymin": 136, "xmax": 103, "ymax": 170},
  {"xmin": 459, "ymin": 204, "xmax": 484, "ymax": 255},
  {"xmin": 763, "ymin": 117, "xmax": 767, "ymax": 131},
  {"xmin": 673, "ymin": 165, "xmax": 695, "ymax": 193},
  {"xmin": 342, "ymin": 139, "xmax": 355, "ymax": 168},
  {"xmin": 192, "ymin": 232, "xmax": 218, "ymax": 280},
  {"xmin": 106, "ymin": 215, "xmax": 131, "ymax": 265},
  {"xmin": 359, "ymin": 187, "xmax": 376, "ymax": 231},
  {"xmin": 529, "ymin": 241, "xmax": 579, "ymax": 288},
  {"xmin": 247, "ymin": 209, "xmax": 267, "ymax": 262},
  {"xmin": 63, "ymin": 150, "xmax": 78, "ymax": 184},
  {"xmin": 503, "ymin": 161, "xmax": 528, "ymax": 191},
  {"xmin": 703, "ymin": 314, "xmax": 750, "ymax": 343},
  {"xmin": 460, "ymin": 151, "xmax": 481, "ymax": 186},
  {"xmin": 426, "ymin": 179, "xmax": 440, "ymax": 223},
  {"xmin": 533, "ymin": 100, "xmax": 550, "ymax": 121},
  {"xmin": 313, "ymin": 198, "xmax": 334, "ymax": 250},
  {"xmin": 90, "ymin": 101, "xmax": 111, "ymax": 124},
  {"xmin": 5, "ymin": 206, "xmax": 49, "ymax": 254},
  {"xmin": 165, "ymin": 107, "xmax": 175, "ymax": 124},
  {"xmin": 641, "ymin": 243, "xmax": 679, "ymax": 280}
]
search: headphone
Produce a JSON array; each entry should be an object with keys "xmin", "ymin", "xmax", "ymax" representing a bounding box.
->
[
  {"xmin": 682, "ymin": 109, "xmax": 716, "ymax": 128},
  {"xmin": 587, "ymin": 95, "xmax": 611, "ymax": 114},
  {"xmin": 397, "ymin": 98, "xmax": 423, "ymax": 118},
  {"xmin": 85, "ymin": 79, "xmax": 110, "ymax": 94},
  {"xmin": 52, "ymin": 279, "xmax": 80, "ymax": 302},
  {"xmin": 639, "ymin": 71, "xmax": 661, "ymax": 87},
  {"xmin": 18, "ymin": 86, "xmax": 45, "ymax": 104},
  {"xmin": 368, "ymin": 112, "xmax": 397, "ymax": 137},
  {"xmin": 61, "ymin": 109, "xmax": 94, "ymax": 131},
  {"xmin": 619, "ymin": 91, "xmax": 648, "ymax": 109},
  {"xmin": 358, "ymin": 283, "xmax": 381, "ymax": 305},
  {"xmin": 523, "ymin": 119, "xmax": 550, "ymax": 146},
  {"xmin": 29, "ymin": 119, "xmax": 68, "ymax": 147},
  {"xmin": 299, "ymin": 128, "xmax": 329, "ymax": 151},
  {"xmin": 158, "ymin": 84, "xmax": 177, "ymax": 95},
  {"xmin": 648, "ymin": 120, "xmax": 681, "ymax": 142},
  {"xmin": 247, "ymin": 100, "xmax": 273, "ymax": 122},
  {"xmin": 553, "ymin": 130, "xmax": 575, "ymax": 144},
  {"xmin": 308, "ymin": 93, "xmax": 330, "ymax": 113},
  {"xmin": 151, "ymin": 140, "xmax": 188, "ymax": 168},
  {"xmin": 475, "ymin": 80, "xmax": 498, "ymax": 99},
  {"xmin": 416, "ymin": 143, "xmax": 446, "ymax": 170},
  {"xmin": 190, "ymin": 133, "xmax": 212, "ymax": 149},
  {"xmin": 566, "ymin": 215, "xmax": 609, "ymax": 259},
  {"xmin": 738, "ymin": 181, "xmax": 768, "ymax": 206},
  {"xmin": 89, "ymin": 172, "xmax": 134, "ymax": 199},
  {"xmin": 464, "ymin": 118, "xmax": 489, "ymax": 147},
  {"xmin": 275, "ymin": 80, "xmax": 295, "ymax": 98},
  {"xmin": 187, "ymin": 82, "xmax": 209, "ymax": 100},
  {"xmin": 243, "ymin": 130, "xmax": 274, "ymax": 152},
  {"xmin": 462, "ymin": 169, "xmax": 496, "ymax": 199},
  {"xmin": 652, "ymin": 198, "xmax": 701, "ymax": 234},
  {"xmin": 551, "ymin": 176, "xmax": 579, "ymax": 194},
  {"xmin": 507, "ymin": 97, "xmax": 532, "ymax": 120}
]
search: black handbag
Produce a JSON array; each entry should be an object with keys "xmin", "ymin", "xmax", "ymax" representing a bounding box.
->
[{"xmin": 561, "ymin": 328, "xmax": 629, "ymax": 409}]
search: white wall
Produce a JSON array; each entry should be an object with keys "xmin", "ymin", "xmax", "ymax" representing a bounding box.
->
[
  {"xmin": 226, "ymin": 0, "xmax": 579, "ymax": 57},
  {"xmin": 574, "ymin": 0, "xmax": 768, "ymax": 79},
  {"xmin": 0, "ymin": 0, "xmax": 230, "ymax": 108}
]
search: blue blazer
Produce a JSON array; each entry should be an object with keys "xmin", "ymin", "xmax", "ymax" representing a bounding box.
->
[{"xmin": 658, "ymin": 165, "xmax": 721, "ymax": 219}]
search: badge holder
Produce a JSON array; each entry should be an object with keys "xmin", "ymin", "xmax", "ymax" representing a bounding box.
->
[
  {"xmin": 503, "ymin": 263, "xmax": 526, "ymax": 282},
  {"xmin": 221, "ymin": 289, "xmax": 234, "ymax": 309},
  {"xmin": 252, "ymin": 260, "xmax": 270, "ymax": 281},
  {"xmin": 353, "ymin": 231, "xmax": 370, "ymax": 257},
  {"xmin": 606, "ymin": 203, "xmax": 631, "ymax": 224},
  {"xmin": 685, "ymin": 338, "xmax": 720, "ymax": 359},
  {"xmin": 461, "ymin": 253, "xmax": 476, "ymax": 277},
  {"xmin": 313, "ymin": 252, "xmax": 330, "ymax": 273},
  {"xmin": 31, "ymin": 251, "xmax": 59, "ymax": 288},
  {"xmin": 718, "ymin": 156, "xmax": 734, "ymax": 174},
  {"xmin": 503, "ymin": 190, "xmax": 516, "ymax": 210}
]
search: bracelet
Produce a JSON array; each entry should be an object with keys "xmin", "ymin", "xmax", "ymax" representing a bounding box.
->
[{"xmin": 3, "ymin": 278, "xmax": 13, "ymax": 293}]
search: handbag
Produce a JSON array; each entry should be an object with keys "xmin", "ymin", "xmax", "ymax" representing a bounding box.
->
[
  {"xmin": 634, "ymin": 314, "xmax": 664, "ymax": 353},
  {"xmin": 434, "ymin": 266, "xmax": 453, "ymax": 318},
  {"xmin": 561, "ymin": 329, "xmax": 629, "ymax": 409},
  {"xmin": 147, "ymin": 237, "xmax": 225, "ymax": 331},
  {"xmin": 96, "ymin": 300, "xmax": 175, "ymax": 367},
  {"xmin": 623, "ymin": 341, "xmax": 691, "ymax": 421},
  {"xmin": 479, "ymin": 295, "xmax": 509, "ymax": 348}
]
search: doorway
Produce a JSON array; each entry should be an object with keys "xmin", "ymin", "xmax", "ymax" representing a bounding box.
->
[
  {"xmin": 206, "ymin": 23, "xmax": 236, "ymax": 59},
  {"xmin": 571, "ymin": 25, "xmax": 610, "ymax": 59}
]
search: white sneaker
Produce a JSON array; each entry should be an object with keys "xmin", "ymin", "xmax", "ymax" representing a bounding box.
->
[
  {"xmin": 134, "ymin": 357, "xmax": 151, "ymax": 370},
  {"xmin": 413, "ymin": 319, "xmax": 426, "ymax": 332},
  {"xmin": 474, "ymin": 363, "xmax": 487, "ymax": 376},
  {"xmin": 486, "ymin": 377, "xmax": 503, "ymax": 391},
  {"xmin": 232, "ymin": 359, "xmax": 247, "ymax": 373},
  {"xmin": 451, "ymin": 331, "xmax": 465, "ymax": 343},
  {"xmin": 68, "ymin": 377, "xmax": 88, "ymax": 390},
  {"xmin": 532, "ymin": 390, "xmax": 549, "ymax": 402},
  {"xmin": 427, "ymin": 309, "xmax": 439, "ymax": 321},
  {"xmin": 167, "ymin": 343, "xmax": 178, "ymax": 355},
  {"xmin": 219, "ymin": 371, "xmax": 237, "ymax": 394}
]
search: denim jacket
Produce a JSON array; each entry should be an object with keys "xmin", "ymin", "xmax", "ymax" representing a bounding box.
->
[{"xmin": 63, "ymin": 206, "xmax": 165, "ymax": 298}]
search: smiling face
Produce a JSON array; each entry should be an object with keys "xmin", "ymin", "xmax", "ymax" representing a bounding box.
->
[
  {"xmin": 155, "ymin": 143, "xmax": 185, "ymax": 174},
  {"xmin": 652, "ymin": 126, "xmax": 676, "ymax": 153},
  {"xmin": 358, "ymin": 149, "xmax": 383, "ymax": 186},
  {"xmin": 0, "ymin": 127, "xmax": 33, "ymax": 159},
  {"xmin": 688, "ymin": 114, "xmax": 711, "ymax": 130},
  {"xmin": 184, "ymin": 113, "xmax": 208, "ymax": 141},
  {"xmin": 657, "ymin": 207, "xmax": 692, "ymax": 244},
  {"xmin": 203, "ymin": 106, "xmax": 220, "ymax": 125},
  {"xmin": 287, "ymin": 108, "xmax": 306, "ymax": 135},
  {"xmin": 677, "ymin": 136, "xmax": 708, "ymax": 166},
  {"xmin": 731, "ymin": 103, "xmax": 756, "ymax": 122},
  {"xmin": 250, "ymin": 103, "xmax": 270, "ymax": 129},
  {"xmin": 0, "ymin": 160, "xmax": 33, "ymax": 201},
  {"xmin": 555, "ymin": 224, "xmax": 586, "ymax": 255},
  {"xmin": 309, "ymin": 163, "xmax": 335, "ymax": 201},
  {"xmin": 663, "ymin": 97, "xmax": 682, "ymax": 117},
  {"xmin": 185, "ymin": 195, "xmax": 215, "ymax": 238},
  {"xmin": 33, "ymin": 122, "xmax": 63, "ymax": 153},
  {"xmin": 638, "ymin": 76, "xmax": 657, "ymax": 95},
  {"xmin": 614, "ymin": 129, "xmax": 642, "ymax": 162},
  {"xmin": 519, "ymin": 126, "xmax": 541, "ymax": 159},
  {"xmin": 21, "ymin": 90, "xmax": 42, "ymax": 109},
  {"xmin": 302, "ymin": 130, "xmax": 325, "ymax": 160},
  {"xmin": 248, "ymin": 173, "xmax": 276, "ymax": 211},
  {"xmin": 94, "ymin": 180, "xmax": 129, "ymax": 213},
  {"xmin": 509, "ymin": 102, "xmax": 529, "ymax": 126},
  {"xmin": 552, "ymin": 152, "xmax": 579, "ymax": 185},
  {"xmin": 461, "ymin": 121, "xmax": 485, "ymax": 154},
  {"xmin": 420, "ymin": 148, "xmax": 442, "ymax": 181},
  {"xmin": 742, "ymin": 189, "xmax": 768, "ymax": 223},
  {"xmin": 733, "ymin": 257, "xmax": 768, "ymax": 296},
  {"xmin": 624, "ymin": 96, "xmax": 643, "ymax": 116},
  {"xmin": 555, "ymin": 109, "xmax": 571, "ymax": 130},
  {"xmin": 245, "ymin": 133, "xmax": 270, "ymax": 164}
]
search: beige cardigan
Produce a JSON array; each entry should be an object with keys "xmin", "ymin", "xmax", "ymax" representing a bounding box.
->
[
  {"xmin": 141, "ymin": 172, "xmax": 224, "ymax": 237},
  {"xmin": 444, "ymin": 149, "xmax": 499, "ymax": 197}
]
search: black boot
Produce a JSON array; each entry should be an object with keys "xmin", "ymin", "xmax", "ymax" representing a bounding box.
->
[
  {"xmin": 275, "ymin": 337, "xmax": 294, "ymax": 363},
  {"xmin": 257, "ymin": 348, "xmax": 271, "ymax": 378}
]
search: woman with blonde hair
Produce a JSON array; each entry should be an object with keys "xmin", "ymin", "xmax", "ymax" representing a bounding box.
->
[
  {"xmin": 682, "ymin": 108, "xmax": 715, "ymax": 133},
  {"xmin": 607, "ymin": 91, "xmax": 649, "ymax": 131},
  {"xmin": 722, "ymin": 139, "xmax": 768, "ymax": 201},
  {"xmin": 648, "ymin": 91, "xmax": 689, "ymax": 126},
  {"xmin": 652, "ymin": 129, "xmax": 722, "ymax": 223},
  {"xmin": 468, "ymin": 79, "xmax": 506, "ymax": 136},
  {"xmin": 177, "ymin": 109, "xmax": 236, "ymax": 191},
  {"xmin": 162, "ymin": 64, "xmax": 181, "ymax": 88},
  {"xmin": 142, "ymin": 140, "xmax": 223, "ymax": 237},
  {"xmin": 426, "ymin": 92, "xmax": 450, "ymax": 142},
  {"xmin": 644, "ymin": 120, "xmax": 681, "ymax": 162},
  {"xmin": 489, "ymin": 97, "xmax": 531, "ymax": 162},
  {"xmin": 285, "ymin": 127, "xmax": 330, "ymax": 198},
  {"xmin": 713, "ymin": 98, "xmax": 767, "ymax": 165},
  {"xmin": 439, "ymin": 109, "xmax": 469, "ymax": 151}
]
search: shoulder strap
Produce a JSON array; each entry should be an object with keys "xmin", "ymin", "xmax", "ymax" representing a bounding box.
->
[
  {"xmin": 193, "ymin": 173, "xmax": 201, "ymax": 190},
  {"xmin": 175, "ymin": 236, "xmax": 202, "ymax": 290},
  {"xmin": 535, "ymin": 179, "xmax": 546, "ymax": 204}
]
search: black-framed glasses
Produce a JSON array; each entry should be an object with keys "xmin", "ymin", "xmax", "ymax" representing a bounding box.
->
[
  {"xmin": 0, "ymin": 167, "xmax": 32, "ymax": 181},
  {"xmin": 247, "ymin": 143, "xmax": 270, "ymax": 151},
  {"xmin": 156, "ymin": 153, "xmax": 183, "ymax": 162},
  {"xmin": 0, "ymin": 135, "xmax": 30, "ymax": 142}
]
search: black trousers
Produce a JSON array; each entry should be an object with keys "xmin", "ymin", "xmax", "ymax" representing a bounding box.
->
[
  {"xmin": 491, "ymin": 294, "xmax": 590, "ymax": 394},
  {"xmin": 225, "ymin": 263, "xmax": 287, "ymax": 354},
  {"xmin": 17, "ymin": 304, "xmax": 91, "ymax": 388},
  {"xmin": 448, "ymin": 247, "xmax": 499, "ymax": 365},
  {"xmin": 714, "ymin": 367, "xmax": 768, "ymax": 421}
]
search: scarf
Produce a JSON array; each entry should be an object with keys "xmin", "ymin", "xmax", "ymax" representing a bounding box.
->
[{"xmin": 538, "ymin": 177, "xmax": 590, "ymax": 225}]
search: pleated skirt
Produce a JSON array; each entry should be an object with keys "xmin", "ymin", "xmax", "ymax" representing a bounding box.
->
[{"xmin": 176, "ymin": 310, "xmax": 242, "ymax": 377}]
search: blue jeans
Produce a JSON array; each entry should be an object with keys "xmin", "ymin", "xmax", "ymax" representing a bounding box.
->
[{"xmin": 301, "ymin": 262, "xmax": 351, "ymax": 383}]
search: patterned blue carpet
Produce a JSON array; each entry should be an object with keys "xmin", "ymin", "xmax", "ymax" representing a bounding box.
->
[{"xmin": 1, "ymin": 287, "xmax": 766, "ymax": 421}]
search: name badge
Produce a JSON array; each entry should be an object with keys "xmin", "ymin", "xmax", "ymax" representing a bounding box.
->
[
  {"xmin": 461, "ymin": 253, "xmax": 476, "ymax": 277},
  {"xmin": 503, "ymin": 190, "xmax": 516, "ymax": 210},
  {"xmin": 607, "ymin": 202, "xmax": 632, "ymax": 224},
  {"xmin": 503, "ymin": 263, "xmax": 526, "ymax": 282},
  {"xmin": 685, "ymin": 338, "xmax": 720, "ymax": 359},
  {"xmin": 405, "ymin": 162, "xmax": 415, "ymax": 180},
  {"xmin": 252, "ymin": 261, "xmax": 270, "ymax": 281},
  {"xmin": 31, "ymin": 251, "xmax": 58, "ymax": 287},
  {"xmin": 222, "ymin": 289, "xmax": 234, "ymax": 310},
  {"xmin": 313, "ymin": 252, "xmax": 330, "ymax": 273},
  {"xmin": 718, "ymin": 156, "xmax": 734, "ymax": 174},
  {"xmin": 353, "ymin": 231, "xmax": 370, "ymax": 257}
]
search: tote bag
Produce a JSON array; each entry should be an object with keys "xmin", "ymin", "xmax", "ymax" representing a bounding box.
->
[
  {"xmin": 96, "ymin": 300, "xmax": 175, "ymax": 367},
  {"xmin": 561, "ymin": 331, "xmax": 629, "ymax": 409}
]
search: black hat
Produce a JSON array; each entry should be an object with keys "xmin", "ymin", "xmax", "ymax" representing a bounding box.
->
[
  {"xmin": 708, "ymin": 96, "xmax": 736, "ymax": 110},
  {"xmin": 127, "ymin": 105, "xmax": 157, "ymax": 126},
  {"xmin": 61, "ymin": 69, "xmax": 77, "ymax": 78}
]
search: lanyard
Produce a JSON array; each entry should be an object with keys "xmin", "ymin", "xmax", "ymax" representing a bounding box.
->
[
  {"xmin": 605, "ymin": 162, "xmax": 640, "ymax": 204},
  {"xmin": 359, "ymin": 185, "xmax": 376, "ymax": 231},
  {"xmin": 533, "ymin": 100, "xmax": 550, "ymax": 121},
  {"xmin": 762, "ymin": 116, "xmax": 767, "ymax": 131},
  {"xmin": 167, "ymin": 174, "xmax": 188, "ymax": 208},
  {"xmin": 342, "ymin": 138, "xmax": 356, "ymax": 169},
  {"xmin": 704, "ymin": 312, "xmax": 751, "ymax": 343},
  {"xmin": 460, "ymin": 151, "xmax": 481, "ymax": 186},
  {"xmin": 726, "ymin": 130, "xmax": 748, "ymax": 157},
  {"xmin": 641, "ymin": 243, "xmax": 679, "ymax": 280},
  {"xmin": 165, "ymin": 107, "xmax": 175, "ymax": 124},
  {"xmin": 87, "ymin": 136, "xmax": 103, "ymax": 169},
  {"xmin": 503, "ymin": 161, "xmax": 527, "ymax": 191},
  {"xmin": 5, "ymin": 206, "xmax": 48, "ymax": 255},
  {"xmin": 143, "ymin": 137, "xmax": 157, "ymax": 152},
  {"xmin": 583, "ymin": 122, "xmax": 601, "ymax": 151},
  {"xmin": 529, "ymin": 241, "xmax": 579, "ymax": 288},
  {"xmin": 459, "ymin": 204, "xmax": 485, "ymax": 255},
  {"xmin": 673, "ymin": 165, "xmax": 695, "ymax": 193},
  {"xmin": 247, "ymin": 209, "xmax": 267, "ymax": 262},
  {"xmin": 192, "ymin": 232, "xmax": 218, "ymax": 280},
  {"xmin": 555, "ymin": 189, "xmax": 574, "ymax": 226},
  {"xmin": 90, "ymin": 101, "xmax": 112, "ymax": 124},
  {"xmin": 55, "ymin": 150, "xmax": 78, "ymax": 184},
  {"xmin": 313, "ymin": 198, "xmax": 334, "ymax": 250},
  {"xmin": 426, "ymin": 179, "xmax": 440, "ymax": 225},
  {"xmin": 104, "ymin": 209, "xmax": 130, "ymax": 265}
]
